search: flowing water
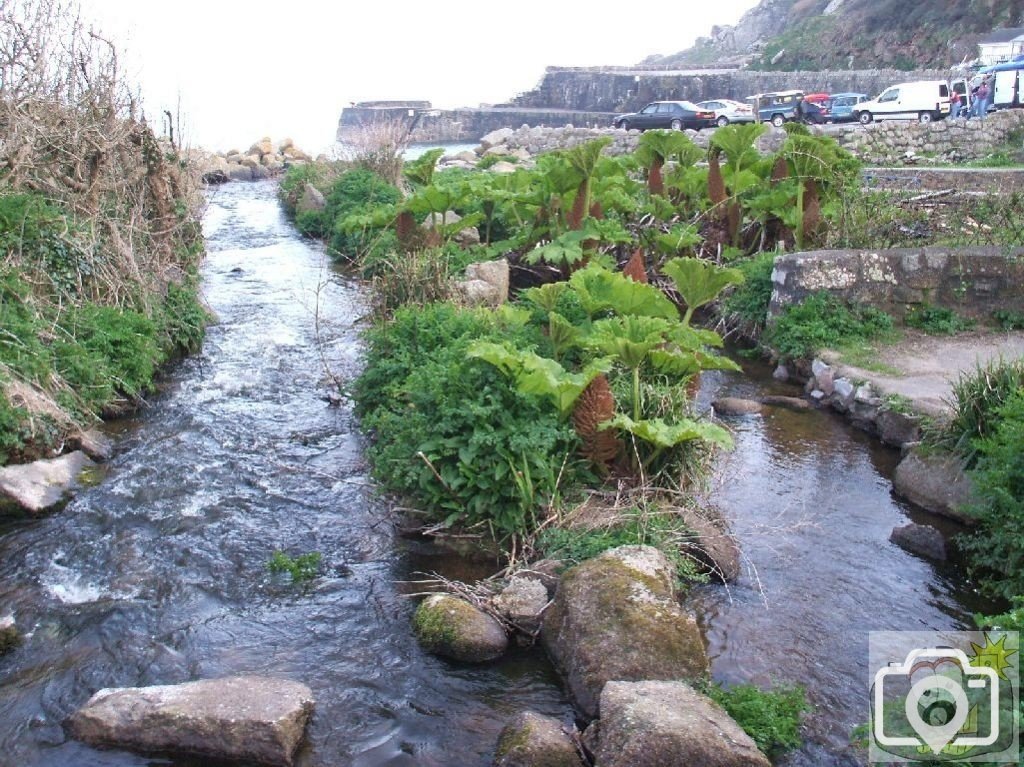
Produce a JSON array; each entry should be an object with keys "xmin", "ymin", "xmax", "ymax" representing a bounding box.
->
[
  {"xmin": 0, "ymin": 180, "xmax": 571, "ymax": 767},
  {"xmin": 0, "ymin": 179, "xmax": 990, "ymax": 766}
]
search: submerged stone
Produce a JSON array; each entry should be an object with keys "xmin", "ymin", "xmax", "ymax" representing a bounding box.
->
[{"xmin": 67, "ymin": 676, "xmax": 314, "ymax": 766}]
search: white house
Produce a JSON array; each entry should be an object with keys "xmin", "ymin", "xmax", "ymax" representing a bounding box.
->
[{"xmin": 978, "ymin": 27, "xmax": 1024, "ymax": 65}]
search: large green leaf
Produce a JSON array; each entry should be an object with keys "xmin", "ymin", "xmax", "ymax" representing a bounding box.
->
[
  {"xmin": 636, "ymin": 130, "xmax": 700, "ymax": 165},
  {"xmin": 584, "ymin": 315, "xmax": 673, "ymax": 369},
  {"xmin": 601, "ymin": 413, "xmax": 734, "ymax": 450},
  {"xmin": 467, "ymin": 341, "xmax": 612, "ymax": 417},
  {"xmin": 565, "ymin": 137, "xmax": 614, "ymax": 178},
  {"xmin": 649, "ymin": 348, "xmax": 741, "ymax": 376},
  {"xmin": 521, "ymin": 282, "xmax": 568, "ymax": 313},
  {"xmin": 653, "ymin": 224, "xmax": 702, "ymax": 256},
  {"xmin": 404, "ymin": 148, "xmax": 444, "ymax": 187},
  {"xmin": 662, "ymin": 257, "xmax": 745, "ymax": 323},
  {"xmin": 568, "ymin": 263, "xmax": 678, "ymax": 320}
]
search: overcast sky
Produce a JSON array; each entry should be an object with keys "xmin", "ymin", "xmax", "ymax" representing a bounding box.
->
[{"xmin": 80, "ymin": 0, "xmax": 761, "ymax": 153}]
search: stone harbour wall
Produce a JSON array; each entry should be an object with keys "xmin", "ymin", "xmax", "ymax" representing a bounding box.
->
[{"xmin": 769, "ymin": 247, "xmax": 1024, "ymax": 322}]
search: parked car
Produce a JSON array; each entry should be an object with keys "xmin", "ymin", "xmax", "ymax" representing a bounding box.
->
[
  {"xmin": 613, "ymin": 101, "xmax": 717, "ymax": 131},
  {"xmin": 753, "ymin": 90, "xmax": 804, "ymax": 126},
  {"xmin": 694, "ymin": 98, "xmax": 755, "ymax": 127},
  {"xmin": 854, "ymin": 81, "xmax": 952, "ymax": 124},
  {"xmin": 827, "ymin": 92, "xmax": 870, "ymax": 122}
]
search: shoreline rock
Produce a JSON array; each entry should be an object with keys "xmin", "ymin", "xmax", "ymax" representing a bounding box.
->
[
  {"xmin": 494, "ymin": 711, "xmax": 583, "ymax": 767},
  {"xmin": 0, "ymin": 451, "xmax": 96, "ymax": 514},
  {"xmin": 413, "ymin": 593, "xmax": 509, "ymax": 662},
  {"xmin": 67, "ymin": 676, "xmax": 315, "ymax": 766}
]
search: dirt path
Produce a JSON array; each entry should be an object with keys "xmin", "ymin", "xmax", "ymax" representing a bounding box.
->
[{"xmin": 824, "ymin": 329, "xmax": 1024, "ymax": 417}]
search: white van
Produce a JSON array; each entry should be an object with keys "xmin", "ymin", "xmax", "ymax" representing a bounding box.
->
[{"xmin": 854, "ymin": 81, "xmax": 952, "ymax": 124}]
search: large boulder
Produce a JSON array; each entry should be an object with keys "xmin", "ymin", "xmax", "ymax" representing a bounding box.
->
[
  {"xmin": 227, "ymin": 164, "xmax": 254, "ymax": 182},
  {"xmin": 892, "ymin": 449, "xmax": 974, "ymax": 523},
  {"xmin": 890, "ymin": 523, "xmax": 947, "ymax": 561},
  {"xmin": 413, "ymin": 593, "xmax": 508, "ymax": 662},
  {"xmin": 249, "ymin": 137, "xmax": 273, "ymax": 157},
  {"xmin": 465, "ymin": 259, "xmax": 509, "ymax": 303},
  {"xmin": 591, "ymin": 680, "xmax": 770, "ymax": 767},
  {"xmin": 712, "ymin": 397, "xmax": 763, "ymax": 416},
  {"xmin": 494, "ymin": 711, "xmax": 583, "ymax": 767},
  {"xmin": 0, "ymin": 451, "xmax": 95, "ymax": 514},
  {"xmin": 67, "ymin": 676, "xmax": 314, "ymax": 766},
  {"xmin": 479, "ymin": 128, "xmax": 515, "ymax": 151},
  {"xmin": 296, "ymin": 183, "xmax": 326, "ymax": 217},
  {"xmin": 541, "ymin": 546, "xmax": 708, "ymax": 718}
]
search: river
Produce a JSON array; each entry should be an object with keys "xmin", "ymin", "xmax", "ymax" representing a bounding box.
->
[{"xmin": 0, "ymin": 178, "xmax": 988, "ymax": 766}]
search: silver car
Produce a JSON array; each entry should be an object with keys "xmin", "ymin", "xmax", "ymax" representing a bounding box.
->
[{"xmin": 695, "ymin": 99, "xmax": 756, "ymax": 128}]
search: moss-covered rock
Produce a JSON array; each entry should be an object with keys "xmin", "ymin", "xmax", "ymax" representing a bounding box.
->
[
  {"xmin": 0, "ymin": 617, "xmax": 21, "ymax": 656},
  {"xmin": 540, "ymin": 545, "xmax": 708, "ymax": 718},
  {"xmin": 414, "ymin": 594, "xmax": 508, "ymax": 663},
  {"xmin": 494, "ymin": 711, "xmax": 583, "ymax": 767}
]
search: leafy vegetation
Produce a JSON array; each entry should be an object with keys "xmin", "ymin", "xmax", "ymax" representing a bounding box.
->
[
  {"xmin": 722, "ymin": 251, "xmax": 776, "ymax": 337},
  {"xmin": 905, "ymin": 304, "xmax": 974, "ymax": 335},
  {"xmin": 764, "ymin": 292, "xmax": 895, "ymax": 361},
  {"xmin": 705, "ymin": 681, "xmax": 809, "ymax": 757},
  {"xmin": 268, "ymin": 551, "xmax": 323, "ymax": 584}
]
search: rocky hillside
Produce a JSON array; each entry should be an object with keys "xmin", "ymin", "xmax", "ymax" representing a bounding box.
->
[{"xmin": 643, "ymin": 0, "xmax": 1024, "ymax": 70}]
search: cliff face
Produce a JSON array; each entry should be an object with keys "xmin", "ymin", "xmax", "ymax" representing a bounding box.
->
[{"xmin": 644, "ymin": 0, "xmax": 1024, "ymax": 70}]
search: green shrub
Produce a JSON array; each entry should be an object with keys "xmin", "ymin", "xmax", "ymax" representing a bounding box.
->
[
  {"xmin": 706, "ymin": 682, "xmax": 809, "ymax": 758},
  {"xmin": 926, "ymin": 358, "xmax": 1024, "ymax": 464},
  {"xmin": 0, "ymin": 192, "xmax": 91, "ymax": 298},
  {"xmin": 904, "ymin": 304, "xmax": 973, "ymax": 335},
  {"xmin": 765, "ymin": 292, "xmax": 894, "ymax": 360},
  {"xmin": 958, "ymin": 389, "xmax": 1024, "ymax": 599},
  {"xmin": 993, "ymin": 309, "xmax": 1024, "ymax": 331},
  {"xmin": 157, "ymin": 280, "xmax": 209, "ymax": 356},
  {"xmin": 69, "ymin": 305, "xmax": 159, "ymax": 398},
  {"xmin": 0, "ymin": 390, "xmax": 29, "ymax": 465},
  {"xmin": 722, "ymin": 252, "xmax": 776, "ymax": 336},
  {"xmin": 325, "ymin": 169, "xmax": 401, "ymax": 258},
  {"xmin": 354, "ymin": 302, "xmax": 582, "ymax": 537},
  {"xmin": 477, "ymin": 154, "xmax": 516, "ymax": 170}
]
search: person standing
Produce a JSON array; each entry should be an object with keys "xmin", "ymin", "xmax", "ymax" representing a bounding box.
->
[{"xmin": 975, "ymin": 77, "xmax": 991, "ymax": 120}]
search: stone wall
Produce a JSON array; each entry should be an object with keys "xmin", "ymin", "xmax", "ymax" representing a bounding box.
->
[
  {"xmin": 769, "ymin": 247, "xmax": 1024, "ymax": 321},
  {"xmin": 338, "ymin": 105, "xmax": 617, "ymax": 144},
  {"xmin": 831, "ymin": 109, "xmax": 1024, "ymax": 164},
  {"xmin": 512, "ymin": 67, "xmax": 951, "ymax": 113}
]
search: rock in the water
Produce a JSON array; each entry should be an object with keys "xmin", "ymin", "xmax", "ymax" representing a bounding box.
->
[
  {"xmin": 890, "ymin": 523, "xmax": 947, "ymax": 561},
  {"xmin": 541, "ymin": 545, "xmax": 708, "ymax": 718},
  {"xmin": 772, "ymin": 364, "xmax": 789, "ymax": 382},
  {"xmin": 892, "ymin": 450, "xmax": 974, "ymax": 523},
  {"xmin": 494, "ymin": 576, "xmax": 550, "ymax": 635},
  {"xmin": 678, "ymin": 506, "xmax": 741, "ymax": 582},
  {"xmin": 68, "ymin": 429, "xmax": 114, "ymax": 462},
  {"xmin": 876, "ymin": 409, "xmax": 922, "ymax": 448},
  {"xmin": 67, "ymin": 676, "xmax": 314, "ymax": 766},
  {"xmin": 593, "ymin": 680, "xmax": 771, "ymax": 767},
  {"xmin": 494, "ymin": 711, "xmax": 583, "ymax": 767},
  {"xmin": 0, "ymin": 615, "xmax": 19, "ymax": 655},
  {"xmin": 296, "ymin": 183, "xmax": 326, "ymax": 217},
  {"xmin": 227, "ymin": 164, "xmax": 254, "ymax": 182},
  {"xmin": 0, "ymin": 451, "xmax": 95, "ymax": 513},
  {"xmin": 760, "ymin": 395, "xmax": 811, "ymax": 411},
  {"xmin": 712, "ymin": 397, "xmax": 763, "ymax": 416},
  {"xmin": 414, "ymin": 593, "xmax": 508, "ymax": 662}
]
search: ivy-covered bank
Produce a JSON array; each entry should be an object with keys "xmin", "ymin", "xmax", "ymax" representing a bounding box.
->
[{"xmin": 0, "ymin": 3, "xmax": 208, "ymax": 467}]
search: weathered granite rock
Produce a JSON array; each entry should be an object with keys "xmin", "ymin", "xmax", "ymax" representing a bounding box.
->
[
  {"xmin": 679, "ymin": 506, "xmax": 741, "ymax": 582},
  {"xmin": 251, "ymin": 164, "xmax": 270, "ymax": 181},
  {"xmin": 68, "ymin": 429, "xmax": 114, "ymax": 462},
  {"xmin": 296, "ymin": 183, "xmax": 326, "ymax": 217},
  {"xmin": 479, "ymin": 127, "xmax": 515, "ymax": 150},
  {"xmin": 227, "ymin": 164, "xmax": 254, "ymax": 182},
  {"xmin": 414, "ymin": 593, "xmax": 508, "ymax": 662},
  {"xmin": 892, "ymin": 450, "xmax": 974, "ymax": 523},
  {"xmin": 876, "ymin": 409, "xmax": 922, "ymax": 448},
  {"xmin": 772, "ymin": 363, "xmax": 790, "ymax": 381},
  {"xmin": 67, "ymin": 676, "xmax": 314, "ymax": 766},
  {"xmin": 240, "ymin": 154, "xmax": 262, "ymax": 169},
  {"xmin": 541, "ymin": 545, "xmax": 708, "ymax": 718},
  {"xmin": 465, "ymin": 259, "xmax": 509, "ymax": 304},
  {"xmin": 0, "ymin": 451, "xmax": 95, "ymax": 513},
  {"xmin": 494, "ymin": 711, "xmax": 583, "ymax": 767},
  {"xmin": 457, "ymin": 279, "xmax": 503, "ymax": 306},
  {"xmin": 494, "ymin": 576, "xmax": 550, "ymax": 635},
  {"xmin": 712, "ymin": 397, "xmax": 763, "ymax": 416},
  {"xmin": 249, "ymin": 137, "xmax": 273, "ymax": 156},
  {"xmin": 890, "ymin": 523, "xmax": 947, "ymax": 561},
  {"xmin": 592, "ymin": 680, "xmax": 771, "ymax": 767},
  {"xmin": 489, "ymin": 161, "xmax": 519, "ymax": 174}
]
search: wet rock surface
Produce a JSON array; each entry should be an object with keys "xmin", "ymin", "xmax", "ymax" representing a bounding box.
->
[
  {"xmin": 890, "ymin": 523, "xmax": 947, "ymax": 561},
  {"xmin": 67, "ymin": 676, "xmax": 315, "ymax": 766},
  {"xmin": 493, "ymin": 711, "xmax": 583, "ymax": 767},
  {"xmin": 414, "ymin": 593, "xmax": 509, "ymax": 662},
  {"xmin": 0, "ymin": 451, "xmax": 95, "ymax": 514},
  {"xmin": 541, "ymin": 545, "xmax": 707, "ymax": 718},
  {"xmin": 892, "ymin": 450, "xmax": 975, "ymax": 523}
]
